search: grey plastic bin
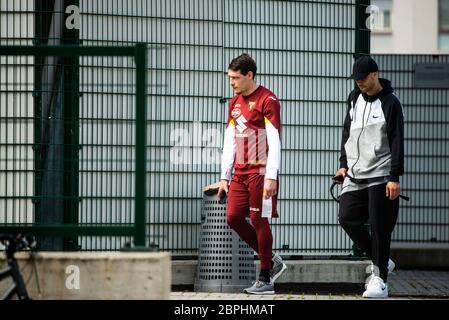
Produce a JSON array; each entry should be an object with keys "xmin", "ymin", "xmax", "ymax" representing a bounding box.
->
[{"xmin": 194, "ymin": 183, "xmax": 256, "ymax": 293}]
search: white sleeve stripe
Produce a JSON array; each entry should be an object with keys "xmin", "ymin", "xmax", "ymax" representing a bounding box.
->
[
  {"xmin": 265, "ymin": 121, "xmax": 281, "ymax": 180},
  {"xmin": 220, "ymin": 124, "xmax": 236, "ymax": 181}
]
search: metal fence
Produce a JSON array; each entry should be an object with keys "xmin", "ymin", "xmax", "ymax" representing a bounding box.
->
[
  {"xmin": 0, "ymin": 44, "xmax": 148, "ymax": 250},
  {"xmin": 111, "ymin": 0, "xmax": 358, "ymax": 255},
  {"xmin": 373, "ymin": 54, "xmax": 449, "ymax": 244},
  {"xmin": 1, "ymin": 1, "xmax": 447, "ymax": 255}
]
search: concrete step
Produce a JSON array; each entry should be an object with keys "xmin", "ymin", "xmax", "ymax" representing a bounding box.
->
[
  {"xmin": 1, "ymin": 251, "xmax": 171, "ymax": 299},
  {"xmin": 390, "ymin": 243, "xmax": 449, "ymax": 268},
  {"xmin": 173, "ymin": 259, "xmax": 371, "ymax": 286}
]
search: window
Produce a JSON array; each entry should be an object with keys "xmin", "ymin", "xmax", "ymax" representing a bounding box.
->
[
  {"xmin": 370, "ymin": 0, "xmax": 393, "ymax": 33},
  {"xmin": 382, "ymin": 10, "xmax": 391, "ymax": 30},
  {"xmin": 439, "ymin": 0, "xmax": 449, "ymax": 50}
]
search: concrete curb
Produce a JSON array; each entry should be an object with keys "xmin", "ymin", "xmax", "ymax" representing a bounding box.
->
[
  {"xmin": 1, "ymin": 251, "xmax": 171, "ymax": 299},
  {"xmin": 173, "ymin": 260, "xmax": 371, "ymax": 285}
]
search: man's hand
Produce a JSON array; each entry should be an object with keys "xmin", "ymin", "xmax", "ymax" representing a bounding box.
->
[
  {"xmin": 263, "ymin": 179, "xmax": 277, "ymax": 199},
  {"xmin": 386, "ymin": 181, "xmax": 400, "ymax": 200},
  {"xmin": 333, "ymin": 168, "xmax": 347, "ymax": 184},
  {"xmin": 217, "ymin": 179, "xmax": 229, "ymax": 200}
]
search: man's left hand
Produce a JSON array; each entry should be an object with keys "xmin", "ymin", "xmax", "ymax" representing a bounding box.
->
[
  {"xmin": 263, "ymin": 179, "xmax": 277, "ymax": 199},
  {"xmin": 386, "ymin": 181, "xmax": 400, "ymax": 200}
]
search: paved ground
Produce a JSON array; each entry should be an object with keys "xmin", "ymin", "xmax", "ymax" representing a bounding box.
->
[
  {"xmin": 171, "ymin": 291, "xmax": 366, "ymax": 300},
  {"xmin": 171, "ymin": 269, "xmax": 449, "ymax": 300},
  {"xmin": 388, "ymin": 270, "xmax": 449, "ymax": 298}
]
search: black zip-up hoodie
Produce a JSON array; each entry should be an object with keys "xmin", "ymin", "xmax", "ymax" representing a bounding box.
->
[{"xmin": 339, "ymin": 78, "xmax": 405, "ymax": 182}]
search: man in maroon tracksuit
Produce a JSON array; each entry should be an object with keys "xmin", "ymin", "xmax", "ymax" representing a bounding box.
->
[{"xmin": 218, "ymin": 54, "xmax": 287, "ymax": 294}]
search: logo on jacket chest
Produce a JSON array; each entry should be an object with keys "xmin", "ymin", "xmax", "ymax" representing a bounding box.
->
[
  {"xmin": 231, "ymin": 104, "xmax": 242, "ymax": 118},
  {"xmin": 232, "ymin": 101, "xmax": 257, "ymax": 119}
]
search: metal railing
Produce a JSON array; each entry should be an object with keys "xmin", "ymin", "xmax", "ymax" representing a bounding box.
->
[
  {"xmin": 0, "ymin": 44, "xmax": 148, "ymax": 250},
  {"xmin": 5, "ymin": 1, "xmax": 447, "ymax": 255},
  {"xmin": 0, "ymin": 0, "xmax": 368, "ymax": 255},
  {"xmin": 373, "ymin": 54, "xmax": 449, "ymax": 244}
]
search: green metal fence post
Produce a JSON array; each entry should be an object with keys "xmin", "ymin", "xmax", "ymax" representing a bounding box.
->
[
  {"xmin": 353, "ymin": 0, "xmax": 371, "ymax": 258},
  {"xmin": 134, "ymin": 43, "xmax": 148, "ymax": 247},
  {"xmin": 63, "ymin": 0, "xmax": 81, "ymax": 251},
  {"xmin": 355, "ymin": 0, "xmax": 371, "ymax": 58}
]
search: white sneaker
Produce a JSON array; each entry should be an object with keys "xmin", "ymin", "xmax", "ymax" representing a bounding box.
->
[
  {"xmin": 362, "ymin": 276, "xmax": 388, "ymax": 298},
  {"xmin": 368, "ymin": 258, "xmax": 396, "ymax": 273},
  {"xmin": 388, "ymin": 258, "xmax": 396, "ymax": 273},
  {"xmin": 365, "ymin": 258, "xmax": 396, "ymax": 288}
]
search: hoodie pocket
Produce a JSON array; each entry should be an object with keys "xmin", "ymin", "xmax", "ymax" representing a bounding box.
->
[
  {"xmin": 374, "ymin": 144, "xmax": 390, "ymax": 159},
  {"xmin": 358, "ymin": 144, "xmax": 378, "ymax": 170},
  {"xmin": 344, "ymin": 137, "xmax": 358, "ymax": 163},
  {"xmin": 368, "ymin": 145, "xmax": 378, "ymax": 163}
]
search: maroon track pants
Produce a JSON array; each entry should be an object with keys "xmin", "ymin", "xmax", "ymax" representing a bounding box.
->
[{"xmin": 226, "ymin": 173, "xmax": 276, "ymax": 270}]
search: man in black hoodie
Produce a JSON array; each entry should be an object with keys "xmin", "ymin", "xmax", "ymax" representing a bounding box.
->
[{"xmin": 334, "ymin": 56, "xmax": 405, "ymax": 298}]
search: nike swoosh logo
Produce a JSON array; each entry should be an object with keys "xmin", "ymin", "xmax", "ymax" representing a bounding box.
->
[{"xmin": 373, "ymin": 115, "xmax": 380, "ymax": 118}]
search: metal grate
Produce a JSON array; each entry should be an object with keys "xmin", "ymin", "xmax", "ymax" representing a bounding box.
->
[
  {"xmin": 8, "ymin": 1, "xmax": 448, "ymax": 255},
  {"xmin": 373, "ymin": 54, "xmax": 449, "ymax": 244},
  {"xmin": 0, "ymin": 45, "xmax": 148, "ymax": 250},
  {"xmin": 194, "ymin": 194, "xmax": 255, "ymax": 293},
  {"xmin": 0, "ymin": 0, "xmax": 365, "ymax": 254}
]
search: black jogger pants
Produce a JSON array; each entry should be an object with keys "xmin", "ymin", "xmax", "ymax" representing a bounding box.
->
[{"xmin": 339, "ymin": 183, "xmax": 400, "ymax": 282}]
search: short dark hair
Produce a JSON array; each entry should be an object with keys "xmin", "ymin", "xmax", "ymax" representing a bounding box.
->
[{"xmin": 228, "ymin": 53, "xmax": 257, "ymax": 79}]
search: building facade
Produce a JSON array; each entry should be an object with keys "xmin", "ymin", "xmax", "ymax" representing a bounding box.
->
[{"xmin": 371, "ymin": 0, "xmax": 449, "ymax": 53}]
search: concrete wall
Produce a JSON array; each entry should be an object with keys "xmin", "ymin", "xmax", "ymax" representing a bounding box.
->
[
  {"xmin": 0, "ymin": 251, "xmax": 171, "ymax": 299},
  {"xmin": 173, "ymin": 260, "xmax": 371, "ymax": 286},
  {"xmin": 391, "ymin": 243, "xmax": 449, "ymax": 269}
]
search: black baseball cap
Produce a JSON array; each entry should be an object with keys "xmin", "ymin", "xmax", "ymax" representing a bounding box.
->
[{"xmin": 350, "ymin": 56, "xmax": 379, "ymax": 80}]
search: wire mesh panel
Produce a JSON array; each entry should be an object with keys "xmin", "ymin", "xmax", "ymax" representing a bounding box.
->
[
  {"xmin": 0, "ymin": 1, "xmax": 382, "ymax": 254},
  {"xmin": 220, "ymin": 0, "xmax": 357, "ymax": 255},
  {"xmin": 0, "ymin": 0, "xmax": 34, "ymax": 46},
  {"xmin": 77, "ymin": 0, "xmax": 358, "ymax": 255},
  {"xmin": 0, "ymin": 44, "xmax": 148, "ymax": 250},
  {"xmin": 78, "ymin": 55, "xmax": 137, "ymax": 250},
  {"xmin": 79, "ymin": 0, "xmax": 226, "ymax": 253},
  {"xmin": 0, "ymin": 55, "xmax": 34, "ymax": 225},
  {"xmin": 0, "ymin": 0, "xmax": 35, "ymax": 230},
  {"xmin": 2, "ymin": 1, "xmax": 448, "ymax": 256},
  {"xmin": 373, "ymin": 54, "xmax": 449, "ymax": 244}
]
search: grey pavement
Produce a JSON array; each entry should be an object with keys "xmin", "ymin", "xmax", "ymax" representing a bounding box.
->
[
  {"xmin": 388, "ymin": 270, "xmax": 449, "ymax": 298},
  {"xmin": 171, "ymin": 291, "xmax": 366, "ymax": 300},
  {"xmin": 171, "ymin": 269, "xmax": 449, "ymax": 300}
]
